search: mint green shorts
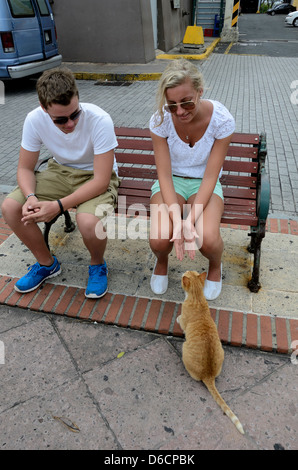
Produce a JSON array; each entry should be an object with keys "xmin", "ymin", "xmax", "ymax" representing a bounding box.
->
[{"xmin": 151, "ymin": 175, "xmax": 223, "ymax": 201}]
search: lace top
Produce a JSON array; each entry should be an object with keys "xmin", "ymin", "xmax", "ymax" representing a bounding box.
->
[{"xmin": 149, "ymin": 100, "xmax": 235, "ymax": 178}]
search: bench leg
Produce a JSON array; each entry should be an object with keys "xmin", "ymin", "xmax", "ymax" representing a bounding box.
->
[
  {"xmin": 247, "ymin": 221, "xmax": 266, "ymax": 293},
  {"xmin": 43, "ymin": 210, "xmax": 75, "ymax": 250}
]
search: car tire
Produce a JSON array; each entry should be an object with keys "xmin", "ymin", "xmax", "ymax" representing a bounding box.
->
[{"xmin": 293, "ymin": 18, "xmax": 298, "ymax": 27}]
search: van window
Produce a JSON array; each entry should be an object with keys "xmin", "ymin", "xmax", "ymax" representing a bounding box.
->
[
  {"xmin": 7, "ymin": 0, "xmax": 35, "ymax": 17},
  {"xmin": 37, "ymin": 0, "xmax": 50, "ymax": 16}
]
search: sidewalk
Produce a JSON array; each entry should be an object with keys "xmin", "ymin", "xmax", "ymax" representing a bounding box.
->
[{"xmin": 1, "ymin": 41, "xmax": 298, "ymax": 450}]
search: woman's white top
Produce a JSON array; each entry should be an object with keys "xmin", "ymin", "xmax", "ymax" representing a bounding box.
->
[{"xmin": 149, "ymin": 99, "xmax": 235, "ymax": 179}]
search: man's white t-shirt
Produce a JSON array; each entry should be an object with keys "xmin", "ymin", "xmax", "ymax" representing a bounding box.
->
[{"xmin": 21, "ymin": 103, "xmax": 118, "ymax": 174}]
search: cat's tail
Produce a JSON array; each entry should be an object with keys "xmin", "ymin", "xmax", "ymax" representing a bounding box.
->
[{"xmin": 203, "ymin": 378, "xmax": 245, "ymax": 435}]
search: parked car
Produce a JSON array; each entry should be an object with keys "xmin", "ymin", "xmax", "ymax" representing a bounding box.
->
[
  {"xmin": 0, "ymin": 0, "xmax": 62, "ymax": 79},
  {"xmin": 266, "ymin": 3, "xmax": 296, "ymax": 15},
  {"xmin": 285, "ymin": 10, "xmax": 298, "ymax": 26}
]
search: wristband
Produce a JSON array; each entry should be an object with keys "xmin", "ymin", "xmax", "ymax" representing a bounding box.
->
[
  {"xmin": 26, "ymin": 193, "xmax": 36, "ymax": 199},
  {"xmin": 57, "ymin": 199, "xmax": 64, "ymax": 215}
]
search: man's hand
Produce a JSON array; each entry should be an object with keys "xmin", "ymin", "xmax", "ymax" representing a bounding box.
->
[{"xmin": 21, "ymin": 200, "xmax": 60, "ymax": 225}]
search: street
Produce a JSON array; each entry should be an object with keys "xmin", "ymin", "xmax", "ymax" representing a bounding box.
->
[{"xmin": 215, "ymin": 13, "xmax": 298, "ymax": 56}]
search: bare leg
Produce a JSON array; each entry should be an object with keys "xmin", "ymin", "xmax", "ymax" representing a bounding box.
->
[
  {"xmin": 149, "ymin": 192, "xmax": 186, "ymax": 275},
  {"xmin": 189, "ymin": 193, "xmax": 224, "ymax": 282},
  {"xmin": 2, "ymin": 197, "xmax": 54, "ymax": 266},
  {"xmin": 76, "ymin": 212, "xmax": 107, "ymax": 265}
]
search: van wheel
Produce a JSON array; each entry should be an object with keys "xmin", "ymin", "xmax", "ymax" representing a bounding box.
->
[{"xmin": 293, "ymin": 18, "xmax": 298, "ymax": 27}]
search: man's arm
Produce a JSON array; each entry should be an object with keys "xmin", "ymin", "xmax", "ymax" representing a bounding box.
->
[
  {"xmin": 17, "ymin": 146, "xmax": 40, "ymax": 201},
  {"xmin": 59, "ymin": 149, "xmax": 115, "ymax": 211},
  {"xmin": 21, "ymin": 149, "xmax": 115, "ymax": 225}
]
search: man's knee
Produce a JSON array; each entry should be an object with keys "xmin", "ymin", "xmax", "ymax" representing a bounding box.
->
[{"xmin": 1, "ymin": 197, "xmax": 21, "ymax": 221}]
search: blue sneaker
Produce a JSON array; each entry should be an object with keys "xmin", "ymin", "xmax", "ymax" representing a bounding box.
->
[
  {"xmin": 85, "ymin": 261, "xmax": 108, "ymax": 298},
  {"xmin": 15, "ymin": 256, "xmax": 61, "ymax": 293}
]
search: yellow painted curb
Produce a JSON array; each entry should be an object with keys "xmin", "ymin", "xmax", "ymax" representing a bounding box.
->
[
  {"xmin": 156, "ymin": 38, "xmax": 221, "ymax": 61},
  {"xmin": 73, "ymin": 72, "xmax": 162, "ymax": 81}
]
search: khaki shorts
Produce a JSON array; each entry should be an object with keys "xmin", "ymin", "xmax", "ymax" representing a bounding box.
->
[{"xmin": 7, "ymin": 158, "xmax": 121, "ymax": 218}]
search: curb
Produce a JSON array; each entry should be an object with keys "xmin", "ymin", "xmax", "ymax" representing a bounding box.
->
[
  {"xmin": 1, "ymin": 216, "xmax": 298, "ymax": 355},
  {"xmin": 156, "ymin": 38, "xmax": 221, "ymax": 61},
  {"xmin": 73, "ymin": 72, "xmax": 163, "ymax": 82},
  {"xmin": 71, "ymin": 38, "xmax": 221, "ymax": 82},
  {"xmin": 0, "ymin": 275, "xmax": 297, "ymax": 355}
]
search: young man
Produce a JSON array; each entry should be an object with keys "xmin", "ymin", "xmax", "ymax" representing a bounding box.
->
[{"xmin": 1, "ymin": 67, "xmax": 120, "ymax": 298}]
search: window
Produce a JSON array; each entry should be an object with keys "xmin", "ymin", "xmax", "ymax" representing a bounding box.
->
[
  {"xmin": 8, "ymin": 0, "xmax": 35, "ymax": 17},
  {"xmin": 37, "ymin": 0, "xmax": 50, "ymax": 16}
]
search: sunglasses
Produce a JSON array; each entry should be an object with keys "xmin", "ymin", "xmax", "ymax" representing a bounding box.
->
[
  {"xmin": 50, "ymin": 108, "xmax": 82, "ymax": 125},
  {"xmin": 165, "ymin": 93, "xmax": 199, "ymax": 114}
]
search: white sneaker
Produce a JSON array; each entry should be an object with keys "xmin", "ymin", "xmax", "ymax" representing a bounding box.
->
[
  {"xmin": 203, "ymin": 263, "xmax": 222, "ymax": 300},
  {"xmin": 150, "ymin": 259, "xmax": 168, "ymax": 295}
]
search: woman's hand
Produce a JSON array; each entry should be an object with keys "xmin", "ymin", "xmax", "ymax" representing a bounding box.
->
[
  {"xmin": 182, "ymin": 219, "xmax": 199, "ymax": 260},
  {"xmin": 170, "ymin": 220, "xmax": 185, "ymax": 261},
  {"xmin": 170, "ymin": 219, "xmax": 199, "ymax": 261}
]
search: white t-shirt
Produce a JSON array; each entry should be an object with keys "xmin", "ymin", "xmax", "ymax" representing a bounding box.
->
[
  {"xmin": 149, "ymin": 99, "xmax": 235, "ymax": 179},
  {"xmin": 21, "ymin": 103, "xmax": 118, "ymax": 173}
]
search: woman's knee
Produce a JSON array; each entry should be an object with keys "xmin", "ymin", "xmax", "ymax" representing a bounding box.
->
[
  {"xmin": 200, "ymin": 228, "xmax": 223, "ymax": 254},
  {"xmin": 149, "ymin": 235, "xmax": 172, "ymax": 254}
]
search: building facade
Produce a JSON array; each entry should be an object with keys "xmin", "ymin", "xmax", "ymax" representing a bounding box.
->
[{"xmin": 51, "ymin": 0, "xmax": 192, "ymax": 64}]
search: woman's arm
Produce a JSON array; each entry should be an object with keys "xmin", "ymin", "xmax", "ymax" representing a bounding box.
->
[{"xmin": 187, "ymin": 134, "xmax": 232, "ymax": 225}]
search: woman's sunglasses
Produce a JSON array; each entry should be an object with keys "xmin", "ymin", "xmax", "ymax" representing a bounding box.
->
[
  {"xmin": 50, "ymin": 108, "xmax": 82, "ymax": 125},
  {"xmin": 165, "ymin": 93, "xmax": 198, "ymax": 114}
]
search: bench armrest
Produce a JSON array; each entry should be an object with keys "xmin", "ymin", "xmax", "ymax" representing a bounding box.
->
[{"xmin": 257, "ymin": 168, "xmax": 270, "ymax": 223}]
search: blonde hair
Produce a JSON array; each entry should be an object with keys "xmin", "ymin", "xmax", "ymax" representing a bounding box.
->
[{"xmin": 155, "ymin": 59, "xmax": 204, "ymax": 126}]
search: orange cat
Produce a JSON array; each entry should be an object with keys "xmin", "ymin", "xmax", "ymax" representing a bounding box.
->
[{"xmin": 177, "ymin": 270, "xmax": 244, "ymax": 435}]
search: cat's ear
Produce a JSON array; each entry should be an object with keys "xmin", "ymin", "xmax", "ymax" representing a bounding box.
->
[
  {"xmin": 200, "ymin": 271, "xmax": 207, "ymax": 283},
  {"xmin": 182, "ymin": 274, "xmax": 190, "ymax": 290}
]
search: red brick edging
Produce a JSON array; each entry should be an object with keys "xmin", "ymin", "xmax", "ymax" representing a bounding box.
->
[
  {"xmin": 0, "ymin": 275, "xmax": 297, "ymax": 355},
  {"xmin": 1, "ymin": 217, "xmax": 298, "ymax": 355}
]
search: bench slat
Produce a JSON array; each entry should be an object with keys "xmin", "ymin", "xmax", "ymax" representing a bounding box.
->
[
  {"xmin": 231, "ymin": 133, "xmax": 259, "ymax": 145},
  {"xmin": 223, "ymin": 160, "xmax": 258, "ymax": 173},
  {"xmin": 115, "ymin": 127, "xmax": 151, "ymax": 138},
  {"xmin": 117, "ymin": 138, "xmax": 153, "ymax": 151},
  {"xmin": 220, "ymin": 174, "xmax": 257, "ymax": 188},
  {"xmin": 116, "ymin": 152, "xmax": 155, "ymax": 165},
  {"xmin": 223, "ymin": 187, "xmax": 257, "ymax": 199},
  {"xmin": 227, "ymin": 146, "xmax": 258, "ymax": 159},
  {"xmin": 118, "ymin": 167, "xmax": 157, "ymax": 179},
  {"xmin": 221, "ymin": 214, "xmax": 258, "ymax": 225}
]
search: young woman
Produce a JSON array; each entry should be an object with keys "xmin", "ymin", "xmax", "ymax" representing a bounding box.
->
[{"xmin": 149, "ymin": 59, "xmax": 235, "ymax": 300}]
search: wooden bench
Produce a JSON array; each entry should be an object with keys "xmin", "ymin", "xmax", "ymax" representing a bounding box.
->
[{"xmin": 42, "ymin": 126, "xmax": 270, "ymax": 293}]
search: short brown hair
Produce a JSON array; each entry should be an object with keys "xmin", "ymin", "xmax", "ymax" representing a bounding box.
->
[{"xmin": 36, "ymin": 67, "xmax": 79, "ymax": 109}]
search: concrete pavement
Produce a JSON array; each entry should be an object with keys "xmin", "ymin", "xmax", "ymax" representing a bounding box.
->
[{"xmin": 0, "ymin": 36, "xmax": 298, "ymax": 451}]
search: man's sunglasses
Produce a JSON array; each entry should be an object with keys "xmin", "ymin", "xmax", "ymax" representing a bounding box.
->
[
  {"xmin": 164, "ymin": 93, "xmax": 198, "ymax": 114},
  {"xmin": 51, "ymin": 108, "xmax": 82, "ymax": 125}
]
